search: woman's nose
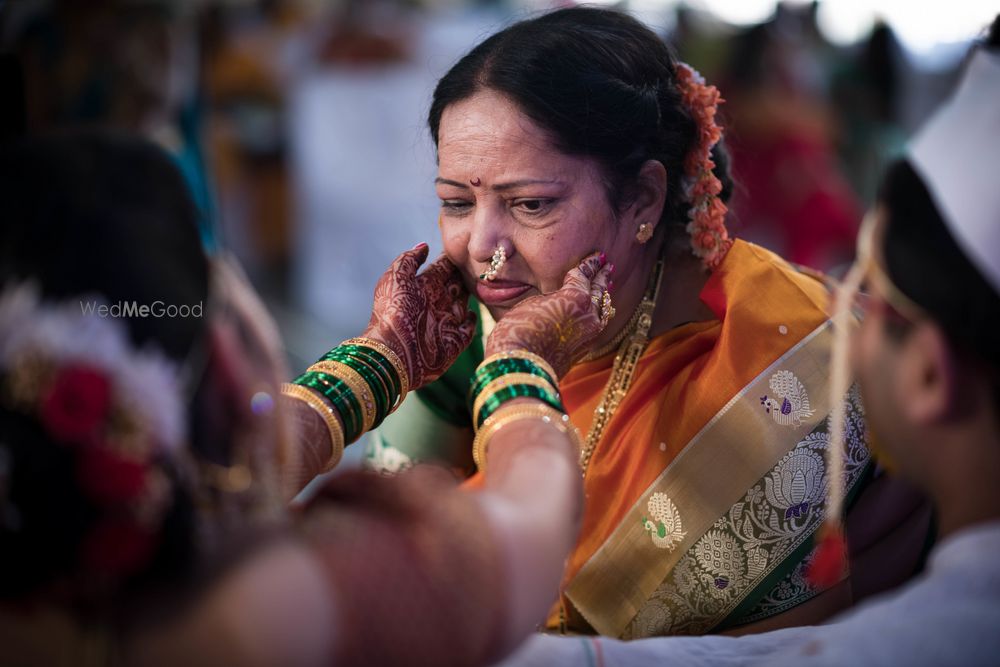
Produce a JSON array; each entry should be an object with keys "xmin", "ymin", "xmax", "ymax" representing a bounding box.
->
[{"xmin": 468, "ymin": 203, "xmax": 510, "ymax": 266}]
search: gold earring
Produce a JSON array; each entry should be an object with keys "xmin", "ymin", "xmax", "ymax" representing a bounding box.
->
[{"xmin": 636, "ymin": 223, "xmax": 653, "ymax": 243}]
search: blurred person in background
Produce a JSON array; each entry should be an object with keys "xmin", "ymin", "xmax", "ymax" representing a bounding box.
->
[
  {"xmin": 716, "ymin": 4, "xmax": 864, "ymax": 271},
  {"xmin": 497, "ymin": 15, "xmax": 1000, "ymax": 667},
  {"xmin": 828, "ymin": 21, "xmax": 909, "ymax": 208},
  {"xmin": 0, "ymin": 0, "xmax": 218, "ymax": 243},
  {"xmin": 360, "ymin": 6, "xmax": 930, "ymax": 640},
  {"xmin": 0, "ymin": 129, "xmax": 613, "ymax": 666}
]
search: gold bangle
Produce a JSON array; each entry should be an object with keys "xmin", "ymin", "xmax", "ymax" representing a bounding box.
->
[
  {"xmin": 471, "ymin": 373, "xmax": 559, "ymax": 432},
  {"xmin": 472, "ymin": 403, "xmax": 581, "ymax": 473},
  {"xmin": 281, "ymin": 383, "xmax": 345, "ymax": 472},
  {"xmin": 308, "ymin": 360, "xmax": 377, "ymax": 434},
  {"xmin": 480, "ymin": 350, "xmax": 559, "ymax": 386},
  {"xmin": 342, "ymin": 337, "xmax": 410, "ymax": 409}
]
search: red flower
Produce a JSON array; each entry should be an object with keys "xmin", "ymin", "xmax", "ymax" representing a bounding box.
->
[
  {"xmin": 81, "ymin": 516, "xmax": 156, "ymax": 576},
  {"xmin": 77, "ymin": 446, "xmax": 148, "ymax": 505},
  {"xmin": 40, "ymin": 365, "xmax": 112, "ymax": 446},
  {"xmin": 806, "ymin": 526, "xmax": 847, "ymax": 589}
]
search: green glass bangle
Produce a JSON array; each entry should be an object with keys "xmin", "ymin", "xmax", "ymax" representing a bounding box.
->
[
  {"xmin": 322, "ymin": 348, "xmax": 394, "ymax": 417},
  {"xmin": 323, "ymin": 345, "xmax": 401, "ymax": 399},
  {"xmin": 292, "ymin": 373, "xmax": 358, "ymax": 439},
  {"xmin": 469, "ymin": 359, "xmax": 556, "ymax": 408},
  {"xmin": 296, "ymin": 373, "xmax": 361, "ymax": 442},
  {"xmin": 340, "ymin": 347, "xmax": 398, "ymax": 402},
  {"xmin": 350, "ymin": 362, "xmax": 389, "ymax": 427},
  {"xmin": 475, "ymin": 384, "xmax": 565, "ymax": 429},
  {"xmin": 473, "ymin": 358, "xmax": 555, "ymax": 388},
  {"xmin": 312, "ymin": 373, "xmax": 364, "ymax": 441},
  {"xmin": 296, "ymin": 372, "xmax": 362, "ymax": 442},
  {"xmin": 322, "ymin": 355, "xmax": 390, "ymax": 428},
  {"xmin": 345, "ymin": 345, "xmax": 401, "ymax": 394},
  {"xmin": 320, "ymin": 343, "xmax": 403, "ymax": 404},
  {"xmin": 470, "ymin": 364, "xmax": 535, "ymax": 411}
]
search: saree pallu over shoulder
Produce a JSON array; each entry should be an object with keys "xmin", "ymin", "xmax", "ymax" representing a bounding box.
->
[
  {"xmin": 566, "ymin": 324, "xmax": 870, "ymax": 637},
  {"xmin": 555, "ymin": 241, "xmax": 871, "ymax": 636}
]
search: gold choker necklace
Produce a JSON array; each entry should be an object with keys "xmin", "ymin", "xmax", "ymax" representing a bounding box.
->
[{"xmin": 579, "ymin": 260, "xmax": 664, "ymax": 474}]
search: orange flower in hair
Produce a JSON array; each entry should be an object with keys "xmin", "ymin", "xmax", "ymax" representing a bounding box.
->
[{"xmin": 675, "ymin": 62, "xmax": 732, "ymax": 269}]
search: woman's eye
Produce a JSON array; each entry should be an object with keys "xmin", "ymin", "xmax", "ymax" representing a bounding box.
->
[
  {"xmin": 441, "ymin": 200, "xmax": 472, "ymax": 214},
  {"xmin": 512, "ymin": 198, "xmax": 553, "ymax": 215}
]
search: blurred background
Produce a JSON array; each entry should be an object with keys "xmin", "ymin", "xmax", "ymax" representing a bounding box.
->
[{"xmin": 0, "ymin": 0, "xmax": 994, "ymax": 372}]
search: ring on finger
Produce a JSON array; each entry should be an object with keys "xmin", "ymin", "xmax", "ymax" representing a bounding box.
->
[{"xmin": 599, "ymin": 291, "xmax": 616, "ymax": 326}]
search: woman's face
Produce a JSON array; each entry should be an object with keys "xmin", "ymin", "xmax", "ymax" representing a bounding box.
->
[{"xmin": 435, "ymin": 90, "xmax": 641, "ymax": 319}]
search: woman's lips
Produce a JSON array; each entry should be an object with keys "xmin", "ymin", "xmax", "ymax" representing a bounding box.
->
[{"xmin": 475, "ymin": 279, "xmax": 533, "ymax": 305}]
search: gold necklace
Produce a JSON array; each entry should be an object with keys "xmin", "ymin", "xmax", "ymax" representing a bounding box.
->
[{"xmin": 579, "ymin": 260, "xmax": 664, "ymax": 474}]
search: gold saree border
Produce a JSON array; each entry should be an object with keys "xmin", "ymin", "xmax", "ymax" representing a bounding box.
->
[
  {"xmin": 565, "ymin": 322, "xmax": 835, "ymax": 637},
  {"xmin": 626, "ymin": 386, "xmax": 870, "ymax": 636},
  {"xmin": 721, "ymin": 420, "xmax": 872, "ymax": 630}
]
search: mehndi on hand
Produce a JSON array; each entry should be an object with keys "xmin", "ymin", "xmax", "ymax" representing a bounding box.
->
[{"xmin": 362, "ymin": 243, "xmax": 478, "ymax": 390}]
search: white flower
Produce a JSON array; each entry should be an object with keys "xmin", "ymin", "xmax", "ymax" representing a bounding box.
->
[{"xmin": 0, "ymin": 282, "xmax": 186, "ymax": 453}]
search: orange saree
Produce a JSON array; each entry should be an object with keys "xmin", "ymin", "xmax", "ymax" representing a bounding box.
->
[
  {"xmin": 551, "ymin": 240, "xmax": 871, "ymax": 636},
  {"xmin": 367, "ymin": 240, "xmax": 872, "ymax": 637}
]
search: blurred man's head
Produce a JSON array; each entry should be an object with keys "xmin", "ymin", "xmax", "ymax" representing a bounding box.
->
[
  {"xmin": 849, "ymin": 21, "xmax": 1000, "ymax": 532},
  {"xmin": 851, "ymin": 165, "xmax": 999, "ymax": 488}
]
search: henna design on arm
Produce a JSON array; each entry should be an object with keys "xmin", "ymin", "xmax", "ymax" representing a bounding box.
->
[{"xmin": 279, "ymin": 396, "xmax": 335, "ymax": 498}]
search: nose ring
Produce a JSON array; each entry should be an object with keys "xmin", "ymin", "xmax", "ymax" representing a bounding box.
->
[{"xmin": 480, "ymin": 245, "xmax": 506, "ymax": 281}]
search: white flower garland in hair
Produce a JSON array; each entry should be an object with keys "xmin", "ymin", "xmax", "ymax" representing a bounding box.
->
[{"xmin": 0, "ymin": 282, "xmax": 186, "ymax": 453}]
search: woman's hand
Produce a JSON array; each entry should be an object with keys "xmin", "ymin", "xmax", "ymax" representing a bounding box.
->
[
  {"xmin": 485, "ymin": 252, "xmax": 613, "ymax": 379},
  {"xmin": 362, "ymin": 244, "xmax": 477, "ymax": 389}
]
